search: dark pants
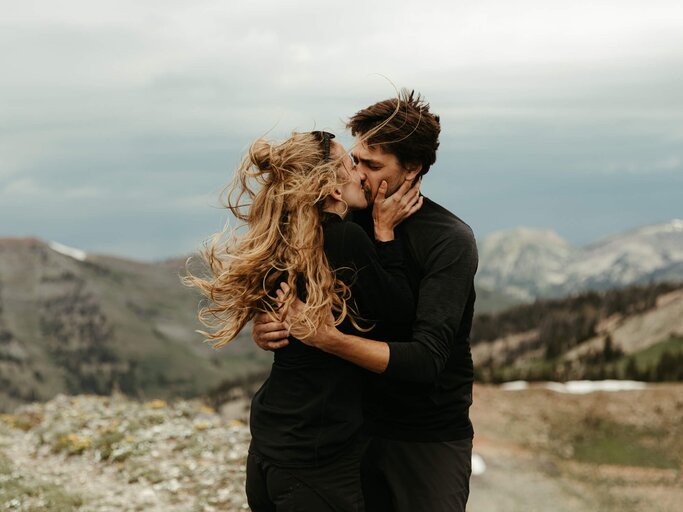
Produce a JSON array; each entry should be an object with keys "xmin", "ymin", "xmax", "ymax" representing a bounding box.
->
[
  {"xmin": 361, "ymin": 437, "xmax": 472, "ymax": 512},
  {"xmin": 246, "ymin": 444, "xmax": 366, "ymax": 512}
]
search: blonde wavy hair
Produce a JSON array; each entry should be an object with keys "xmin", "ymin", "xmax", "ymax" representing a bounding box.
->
[{"xmin": 184, "ymin": 132, "xmax": 357, "ymax": 348}]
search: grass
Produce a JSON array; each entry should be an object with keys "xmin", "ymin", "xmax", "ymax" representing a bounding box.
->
[
  {"xmin": 0, "ymin": 450, "xmax": 83, "ymax": 511},
  {"xmin": 0, "ymin": 449, "xmax": 11, "ymax": 473},
  {"xmin": 0, "ymin": 411, "xmax": 44, "ymax": 431},
  {"xmin": 569, "ymin": 417, "xmax": 679, "ymax": 469},
  {"xmin": 92, "ymin": 426, "xmax": 126, "ymax": 460},
  {"xmin": 486, "ymin": 335, "xmax": 683, "ymax": 383},
  {"xmin": 620, "ymin": 335, "xmax": 683, "ymax": 372}
]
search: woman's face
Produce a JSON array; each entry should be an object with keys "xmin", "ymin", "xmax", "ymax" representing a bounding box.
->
[{"xmin": 331, "ymin": 142, "xmax": 368, "ymax": 211}]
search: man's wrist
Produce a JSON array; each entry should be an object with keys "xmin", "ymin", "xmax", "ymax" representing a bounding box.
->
[{"xmin": 314, "ymin": 327, "xmax": 346, "ymax": 353}]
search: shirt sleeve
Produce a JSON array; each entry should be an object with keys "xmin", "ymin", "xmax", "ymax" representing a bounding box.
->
[
  {"xmin": 383, "ymin": 226, "xmax": 478, "ymax": 383},
  {"xmin": 337, "ymin": 222, "xmax": 415, "ymax": 326}
]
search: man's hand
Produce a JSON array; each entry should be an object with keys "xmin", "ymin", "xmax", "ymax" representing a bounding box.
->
[
  {"xmin": 373, "ymin": 177, "xmax": 423, "ymax": 241},
  {"xmin": 251, "ymin": 312, "xmax": 290, "ymax": 351}
]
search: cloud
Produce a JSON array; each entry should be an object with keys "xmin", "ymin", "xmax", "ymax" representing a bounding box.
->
[
  {"xmin": 1, "ymin": 0, "xmax": 682, "ymax": 258},
  {"xmin": 601, "ymin": 156, "xmax": 682, "ymax": 174},
  {"xmin": 1, "ymin": 177, "xmax": 43, "ymax": 196}
]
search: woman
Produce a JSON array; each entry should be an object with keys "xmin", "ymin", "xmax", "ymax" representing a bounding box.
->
[{"xmin": 186, "ymin": 131, "xmax": 421, "ymax": 511}]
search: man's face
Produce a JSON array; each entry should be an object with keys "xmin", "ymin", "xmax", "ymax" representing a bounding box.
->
[{"xmin": 351, "ymin": 139, "xmax": 420, "ymax": 205}]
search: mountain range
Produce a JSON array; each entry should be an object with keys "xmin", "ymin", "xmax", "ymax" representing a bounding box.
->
[
  {"xmin": 477, "ymin": 219, "xmax": 683, "ymax": 300},
  {"xmin": 1, "ymin": 219, "xmax": 681, "ymax": 410}
]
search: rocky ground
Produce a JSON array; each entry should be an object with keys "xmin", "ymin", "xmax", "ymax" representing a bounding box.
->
[
  {"xmin": 0, "ymin": 394, "xmax": 252, "ymax": 511},
  {"xmin": 1, "ymin": 384, "xmax": 682, "ymax": 511}
]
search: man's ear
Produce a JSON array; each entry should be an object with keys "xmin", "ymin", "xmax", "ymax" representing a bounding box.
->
[{"xmin": 405, "ymin": 163, "xmax": 422, "ymax": 181}]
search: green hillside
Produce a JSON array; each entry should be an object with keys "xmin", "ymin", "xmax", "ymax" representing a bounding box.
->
[
  {"xmin": 0, "ymin": 239, "xmax": 271, "ymax": 412},
  {"xmin": 472, "ymin": 282, "xmax": 683, "ymax": 383}
]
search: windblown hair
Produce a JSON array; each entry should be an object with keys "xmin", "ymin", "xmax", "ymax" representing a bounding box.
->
[
  {"xmin": 184, "ymin": 132, "xmax": 355, "ymax": 348},
  {"xmin": 348, "ymin": 89, "xmax": 441, "ymax": 176}
]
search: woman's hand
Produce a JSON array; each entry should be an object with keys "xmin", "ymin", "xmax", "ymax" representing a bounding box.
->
[
  {"xmin": 276, "ymin": 284, "xmax": 339, "ymax": 348},
  {"xmin": 372, "ymin": 177, "xmax": 423, "ymax": 241},
  {"xmin": 251, "ymin": 311, "xmax": 290, "ymax": 350}
]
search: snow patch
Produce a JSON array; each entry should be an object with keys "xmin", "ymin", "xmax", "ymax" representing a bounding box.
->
[
  {"xmin": 501, "ymin": 381, "xmax": 529, "ymax": 391},
  {"xmin": 638, "ymin": 218, "xmax": 683, "ymax": 236},
  {"xmin": 500, "ymin": 380, "xmax": 648, "ymax": 394},
  {"xmin": 543, "ymin": 380, "xmax": 647, "ymax": 394},
  {"xmin": 48, "ymin": 241, "xmax": 87, "ymax": 262},
  {"xmin": 672, "ymin": 219, "xmax": 683, "ymax": 231}
]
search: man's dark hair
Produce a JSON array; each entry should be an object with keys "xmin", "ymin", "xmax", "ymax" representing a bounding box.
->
[{"xmin": 347, "ymin": 89, "xmax": 441, "ymax": 176}]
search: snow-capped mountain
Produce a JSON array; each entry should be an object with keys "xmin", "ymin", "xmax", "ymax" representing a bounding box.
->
[
  {"xmin": 564, "ymin": 219, "xmax": 683, "ymax": 293},
  {"xmin": 477, "ymin": 219, "xmax": 683, "ymax": 299},
  {"xmin": 477, "ymin": 228, "xmax": 575, "ymax": 300}
]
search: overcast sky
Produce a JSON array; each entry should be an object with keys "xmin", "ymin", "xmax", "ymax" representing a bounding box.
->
[{"xmin": 1, "ymin": 0, "xmax": 682, "ymax": 260}]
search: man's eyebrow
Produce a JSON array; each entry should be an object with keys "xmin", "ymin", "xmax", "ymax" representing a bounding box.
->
[{"xmin": 352, "ymin": 153, "xmax": 383, "ymax": 167}]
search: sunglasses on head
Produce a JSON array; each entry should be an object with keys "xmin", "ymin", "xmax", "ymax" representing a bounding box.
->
[{"xmin": 310, "ymin": 131, "xmax": 336, "ymax": 162}]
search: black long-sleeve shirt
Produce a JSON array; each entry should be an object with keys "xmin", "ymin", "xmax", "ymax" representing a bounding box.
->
[
  {"xmin": 355, "ymin": 197, "xmax": 479, "ymax": 442},
  {"xmin": 249, "ymin": 213, "xmax": 414, "ymax": 467}
]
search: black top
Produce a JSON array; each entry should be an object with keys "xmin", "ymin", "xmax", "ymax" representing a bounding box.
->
[
  {"xmin": 249, "ymin": 213, "xmax": 414, "ymax": 467},
  {"xmin": 356, "ymin": 197, "xmax": 479, "ymax": 442}
]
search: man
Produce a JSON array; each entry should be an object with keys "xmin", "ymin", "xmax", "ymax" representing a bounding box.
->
[{"xmin": 253, "ymin": 90, "xmax": 478, "ymax": 512}]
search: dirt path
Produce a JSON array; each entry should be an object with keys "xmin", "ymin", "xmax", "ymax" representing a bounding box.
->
[
  {"xmin": 469, "ymin": 437, "xmax": 595, "ymax": 512},
  {"xmin": 469, "ymin": 384, "xmax": 683, "ymax": 512}
]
